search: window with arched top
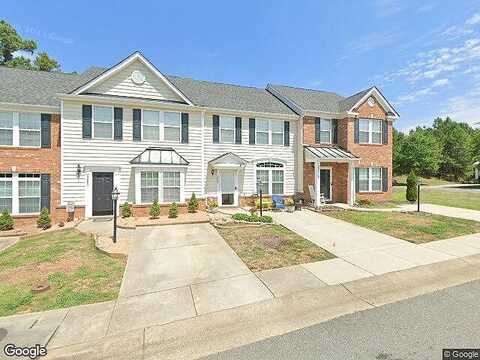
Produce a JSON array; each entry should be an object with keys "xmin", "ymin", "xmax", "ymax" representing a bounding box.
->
[{"xmin": 255, "ymin": 162, "xmax": 284, "ymax": 195}]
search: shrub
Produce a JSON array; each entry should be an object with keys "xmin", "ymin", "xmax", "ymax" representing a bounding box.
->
[
  {"xmin": 356, "ymin": 199, "xmax": 373, "ymax": 207},
  {"xmin": 255, "ymin": 199, "xmax": 272, "ymax": 209},
  {"xmin": 231, "ymin": 213, "xmax": 272, "ymax": 223},
  {"xmin": 37, "ymin": 207, "xmax": 51, "ymax": 229},
  {"xmin": 121, "ymin": 202, "xmax": 132, "ymax": 218},
  {"xmin": 406, "ymin": 171, "xmax": 418, "ymax": 203},
  {"xmin": 232, "ymin": 213, "xmax": 250, "ymax": 222},
  {"xmin": 0, "ymin": 209, "xmax": 14, "ymax": 231},
  {"xmin": 169, "ymin": 202, "xmax": 178, "ymax": 218},
  {"xmin": 149, "ymin": 199, "xmax": 161, "ymax": 219},
  {"xmin": 258, "ymin": 215, "xmax": 273, "ymax": 223},
  {"xmin": 284, "ymin": 198, "xmax": 294, "ymax": 206},
  {"xmin": 207, "ymin": 198, "xmax": 218, "ymax": 209},
  {"xmin": 249, "ymin": 213, "xmax": 260, "ymax": 222},
  {"xmin": 188, "ymin": 192, "xmax": 199, "ymax": 213}
]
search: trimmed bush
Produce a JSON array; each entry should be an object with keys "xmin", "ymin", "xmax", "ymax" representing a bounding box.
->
[
  {"xmin": 120, "ymin": 202, "xmax": 132, "ymax": 218},
  {"xmin": 255, "ymin": 199, "xmax": 273, "ymax": 209},
  {"xmin": 231, "ymin": 213, "xmax": 273, "ymax": 223},
  {"xmin": 169, "ymin": 202, "xmax": 178, "ymax": 218},
  {"xmin": 258, "ymin": 215, "xmax": 273, "ymax": 223},
  {"xmin": 232, "ymin": 213, "xmax": 250, "ymax": 222},
  {"xmin": 406, "ymin": 171, "xmax": 418, "ymax": 203},
  {"xmin": 207, "ymin": 198, "xmax": 218, "ymax": 209},
  {"xmin": 0, "ymin": 209, "xmax": 14, "ymax": 231},
  {"xmin": 188, "ymin": 192, "xmax": 199, "ymax": 213},
  {"xmin": 149, "ymin": 199, "xmax": 161, "ymax": 219},
  {"xmin": 37, "ymin": 208, "xmax": 51, "ymax": 229}
]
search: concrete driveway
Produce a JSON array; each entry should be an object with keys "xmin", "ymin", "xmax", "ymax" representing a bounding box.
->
[{"xmin": 271, "ymin": 210, "xmax": 455, "ymax": 277}]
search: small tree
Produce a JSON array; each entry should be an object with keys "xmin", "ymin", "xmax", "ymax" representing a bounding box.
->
[
  {"xmin": 37, "ymin": 207, "xmax": 51, "ymax": 229},
  {"xmin": 0, "ymin": 209, "xmax": 14, "ymax": 231},
  {"xmin": 406, "ymin": 171, "xmax": 418, "ymax": 203},
  {"xmin": 149, "ymin": 199, "xmax": 161, "ymax": 219},
  {"xmin": 169, "ymin": 202, "xmax": 178, "ymax": 218},
  {"xmin": 188, "ymin": 192, "xmax": 199, "ymax": 213},
  {"xmin": 120, "ymin": 202, "xmax": 132, "ymax": 218}
]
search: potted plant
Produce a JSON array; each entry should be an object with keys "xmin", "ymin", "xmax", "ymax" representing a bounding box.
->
[
  {"xmin": 207, "ymin": 198, "xmax": 218, "ymax": 213},
  {"xmin": 284, "ymin": 198, "xmax": 295, "ymax": 212}
]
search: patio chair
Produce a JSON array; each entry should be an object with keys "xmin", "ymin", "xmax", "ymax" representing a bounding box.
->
[
  {"xmin": 271, "ymin": 195, "xmax": 285, "ymax": 210},
  {"xmin": 307, "ymin": 184, "xmax": 326, "ymax": 207}
]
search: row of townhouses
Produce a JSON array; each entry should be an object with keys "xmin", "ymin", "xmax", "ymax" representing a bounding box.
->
[{"xmin": 0, "ymin": 52, "xmax": 399, "ymax": 225}]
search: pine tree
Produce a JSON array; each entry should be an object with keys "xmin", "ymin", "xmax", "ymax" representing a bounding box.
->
[
  {"xmin": 188, "ymin": 192, "xmax": 199, "ymax": 213},
  {"xmin": 37, "ymin": 208, "xmax": 51, "ymax": 229},
  {"xmin": 149, "ymin": 199, "xmax": 161, "ymax": 219}
]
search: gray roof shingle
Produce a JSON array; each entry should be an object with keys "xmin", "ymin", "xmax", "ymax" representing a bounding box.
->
[
  {"xmin": 0, "ymin": 66, "xmax": 105, "ymax": 107},
  {"xmin": 166, "ymin": 75, "xmax": 295, "ymax": 114}
]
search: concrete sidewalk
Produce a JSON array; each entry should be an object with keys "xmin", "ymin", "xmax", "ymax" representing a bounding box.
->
[{"xmin": 399, "ymin": 203, "xmax": 480, "ymax": 222}]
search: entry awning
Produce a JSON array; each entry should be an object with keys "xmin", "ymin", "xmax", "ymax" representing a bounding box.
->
[
  {"xmin": 208, "ymin": 152, "xmax": 248, "ymax": 169},
  {"xmin": 130, "ymin": 147, "xmax": 189, "ymax": 166},
  {"xmin": 304, "ymin": 146, "xmax": 360, "ymax": 162}
]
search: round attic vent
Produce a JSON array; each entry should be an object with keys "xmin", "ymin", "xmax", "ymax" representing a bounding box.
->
[
  {"xmin": 131, "ymin": 70, "xmax": 146, "ymax": 85},
  {"xmin": 367, "ymin": 97, "xmax": 375, "ymax": 107}
]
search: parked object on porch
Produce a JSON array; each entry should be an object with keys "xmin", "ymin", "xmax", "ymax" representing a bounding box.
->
[
  {"xmin": 284, "ymin": 197, "xmax": 295, "ymax": 212},
  {"xmin": 188, "ymin": 192, "xmax": 199, "ymax": 213},
  {"xmin": 272, "ymin": 195, "xmax": 285, "ymax": 210},
  {"xmin": 37, "ymin": 208, "xmax": 51, "ymax": 230},
  {"xmin": 149, "ymin": 200, "xmax": 161, "ymax": 219},
  {"xmin": 169, "ymin": 202, "xmax": 178, "ymax": 218},
  {"xmin": 406, "ymin": 171, "xmax": 418, "ymax": 203},
  {"xmin": 207, "ymin": 198, "xmax": 218, "ymax": 213},
  {"xmin": 120, "ymin": 202, "xmax": 132, "ymax": 218},
  {"xmin": 293, "ymin": 192, "xmax": 304, "ymax": 211},
  {"xmin": 0, "ymin": 210, "xmax": 14, "ymax": 231},
  {"xmin": 255, "ymin": 199, "xmax": 273, "ymax": 209}
]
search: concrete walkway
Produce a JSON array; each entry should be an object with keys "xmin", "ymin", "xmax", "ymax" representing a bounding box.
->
[
  {"xmin": 399, "ymin": 203, "xmax": 480, "ymax": 222},
  {"xmin": 270, "ymin": 210, "xmax": 480, "ymax": 279}
]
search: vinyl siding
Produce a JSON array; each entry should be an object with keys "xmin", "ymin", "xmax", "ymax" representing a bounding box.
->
[{"xmin": 88, "ymin": 60, "xmax": 184, "ymax": 102}]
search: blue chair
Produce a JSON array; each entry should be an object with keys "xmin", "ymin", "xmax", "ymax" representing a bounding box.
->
[{"xmin": 271, "ymin": 195, "xmax": 285, "ymax": 210}]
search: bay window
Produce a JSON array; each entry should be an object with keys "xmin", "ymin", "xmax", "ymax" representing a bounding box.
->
[
  {"xmin": 256, "ymin": 162, "xmax": 285, "ymax": 195},
  {"xmin": 139, "ymin": 170, "xmax": 182, "ymax": 203},
  {"xmin": 219, "ymin": 116, "xmax": 235, "ymax": 144},
  {"xmin": 256, "ymin": 119, "xmax": 284, "ymax": 145},
  {"xmin": 358, "ymin": 167, "xmax": 382, "ymax": 192},
  {"xmin": 359, "ymin": 118, "xmax": 382, "ymax": 144},
  {"xmin": 93, "ymin": 106, "xmax": 113, "ymax": 139}
]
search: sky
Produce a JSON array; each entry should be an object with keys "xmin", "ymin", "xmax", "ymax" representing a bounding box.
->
[{"xmin": 3, "ymin": 0, "xmax": 480, "ymax": 132}]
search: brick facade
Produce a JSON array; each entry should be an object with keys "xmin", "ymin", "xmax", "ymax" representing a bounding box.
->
[{"xmin": 0, "ymin": 113, "xmax": 65, "ymax": 225}]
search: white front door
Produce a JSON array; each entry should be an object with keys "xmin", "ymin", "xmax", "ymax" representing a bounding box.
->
[{"xmin": 218, "ymin": 170, "xmax": 238, "ymax": 206}]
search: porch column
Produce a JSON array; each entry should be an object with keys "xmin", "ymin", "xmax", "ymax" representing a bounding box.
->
[
  {"xmin": 349, "ymin": 162, "xmax": 356, "ymax": 205},
  {"xmin": 314, "ymin": 160, "xmax": 320, "ymax": 207}
]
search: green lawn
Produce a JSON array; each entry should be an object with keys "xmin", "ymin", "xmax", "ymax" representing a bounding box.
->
[
  {"xmin": 393, "ymin": 186, "xmax": 480, "ymax": 211},
  {"xmin": 325, "ymin": 210, "xmax": 480, "ymax": 244},
  {"xmin": 393, "ymin": 175, "xmax": 457, "ymax": 186},
  {"xmin": 0, "ymin": 229, "xmax": 126, "ymax": 317},
  {"xmin": 216, "ymin": 224, "xmax": 334, "ymax": 271}
]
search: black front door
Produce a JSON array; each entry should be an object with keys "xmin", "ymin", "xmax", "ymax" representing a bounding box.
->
[
  {"xmin": 320, "ymin": 169, "xmax": 331, "ymax": 201},
  {"xmin": 92, "ymin": 172, "xmax": 114, "ymax": 216}
]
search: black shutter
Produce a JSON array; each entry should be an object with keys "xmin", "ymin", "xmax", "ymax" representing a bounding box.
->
[
  {"xmin": 284, "ymin": 121, "xmax": 290, "ymax": 146},
  {"xmin": 82, "ymin": 105, "xmax": 92, "ymax": 139},
  {"xmin": 382, "ymin": 120, "xmax": 388, "ymax": 145},
  {"xmin": 315, "ymin": 117, "xmax": 320, "ymax": 143},
  {"xmin": 249, "ymin": 118, "xmax": 255, "ymax": 144},
  {"xmin": 235, "ymin": 117, "xmax": 242, "ymax": 144},
  {"xmin": 355, "ymin": 168, "xmax": 359, "ymax": 193},
  {"xmin": 382, "ymin": 167, "xmax": 388, "ymax": 192},
  {"xmin": 354, "ymin": 118, "xmax": 359, "ymax": 144},
  {"xmin": 133, "ymin": 109, "xmax": 141, "ymax": 141},
  {"xmin": 181, "ymin": 113, "xmax": 189, "ymax": 143},
  {"xmin": 114, "ymin": 107, "xmax": 123, "ymax": 140},
  {"xmin": 40, "ymin": 174, "xmax": 50, "ymax": 213},
  {"xmin": 332, "ymin": 119, "xmax": 338, "ymax": 144},
  {"xmin": 41, "ymin": 113, "xmax": 51, "ymax": 148},
  {"xmin": 213, "ymin": 115, "xmax": 220, "ymax": 143}
]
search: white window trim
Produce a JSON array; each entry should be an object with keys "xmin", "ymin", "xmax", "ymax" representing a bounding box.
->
[
  {"xmin": 219, "ymin": 115, "xmax": 235, "ymax": 144},
  {"xmin": 359, "ymin": 118, "xmax": 382, "ymax": 145},
  {"xmin": 319, "ymin": 118, "xmax": 332, "ymax": 144},
  {"xmin": 0, "ymin": 175, "xmax": 13, "ymax": 214},
  {"xmin": 92, "ymin": 105, "xmax": 114, "ymax": 140},
  {"xmin": 135, "ymin": 168, "xmax": 186, "ymax": 205},
  {"xmin": 0, "ymin": 173, "xmax": 42, "ymax": 215},
  {"xmin": 358, "ymin": 167, "xmax": 383, "ymax": 193},
  {"xmin": 256, "ymin": 119, "xmax": 284, "ymax": 146},
  {"xmin": 141, "ymin": 109, "xmax": 182, "ymax": 143},
  {"xmin": 254, "ymin": 162, "xmax": 285, "ymax": 195},
  {"xmin": 0, "ymin": 111, "xmax": 42, "ymax": 148}
]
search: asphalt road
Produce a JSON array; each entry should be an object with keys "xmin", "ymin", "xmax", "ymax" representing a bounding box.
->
[{"xmin": 204, "ymin": 280, "xmax": 480, "ymax": 360}]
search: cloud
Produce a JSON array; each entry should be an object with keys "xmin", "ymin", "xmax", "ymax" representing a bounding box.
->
[
  {"xmin": 432, "ymin": 78, "xmax": 449, "ymax": 87},
  {"xmin": 466, "ymin": 13, "xmax": 480, "ymax": 26},
  {"xmin": 395, "ymin": 78, "xmax": 449, "ymax": 105}
]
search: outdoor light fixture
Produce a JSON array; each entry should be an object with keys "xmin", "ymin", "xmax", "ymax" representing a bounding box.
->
[
  {"xmin": 256, "ymin": 179, "xmax": 263, "ymax": 217},
  {"xmin": 111, "ymin": 187, "xmax": 120, "ymax": 243},
  {"xmin": 211, "ymin": 168, "xmax": 215, "ymax": 176},
  {"xmin": 76, "ymin": 164, "xmax": 82, "ymax": 178}
]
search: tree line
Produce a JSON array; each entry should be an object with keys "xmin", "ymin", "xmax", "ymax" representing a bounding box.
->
[{"xmin": 394, "ymin": 117, "xmax": 480, "ymax": 181}]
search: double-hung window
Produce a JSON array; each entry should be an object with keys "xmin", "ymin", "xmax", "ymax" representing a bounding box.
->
[
  {"xmin": 359, "ymin": 118, "xmax": 382, "ymax": 144},
  {"xmin": 93, "ymin": 106, "xmax": 113, "ymax": 139},
  {"xmin": 220, "ymin": 116, "xmax": 235, "ymax": 144},
  {"xmin": 164, "ymin": 112, "xmax": 181, "ymax": 141},
  {"xmin": 140, "ymin": 171, "xmax": 182, "ymax": 203},
  {"xmin": 358, "ymin": 167, "xmax": 382, "ymax": 192},
  {"xmin": 256, "ymin": 119, "xmax": 284, "ymax": 145},
  {"xmin": 256, "ymin": 162, "xmax": 285, "ymax": 195},
  {"xmin": 143, "ymin": 110, "xmax": 161, "ymax": 141},
  {"xmin": 319, "ymin": 119, "xmax": 332, "ymax": 143},
  {"xmin": 18, "ymin": 174, "xmax": 41, "ymax": 213},
  {"xmin": 0, "ymin": 174, "xmax": 13, "ymax": 214},
  {"xmin": 0, "ymin": 112, "xmax": 14, "ymax": 146},
  {"xmin": 19, "ymin": 113, "xmax": 41, "ymax": 146}
]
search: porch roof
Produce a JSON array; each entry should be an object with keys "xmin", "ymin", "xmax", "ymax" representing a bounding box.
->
[
  {"xmin": 304, "ymin": 146, "xmax": 360, "ymax": 162},
  {"xmin": 208, "ymin": 152, "xmax": 248, "ymax": 169},
  {"xmin": 130, "ymin": 147, "xmax": 189, "ymax": 165}
]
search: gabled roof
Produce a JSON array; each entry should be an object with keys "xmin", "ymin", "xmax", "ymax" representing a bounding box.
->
[
  {"xmin": 208, "ymin": 152, "xmax": 248, "ymax": 167},
  {"xmin": 130, "ymin": 147, "xmax": 189, "ymax": 165},
  {"xmin": 0, "ymin": 66, "xmax": 104, "ymax": 107}
]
